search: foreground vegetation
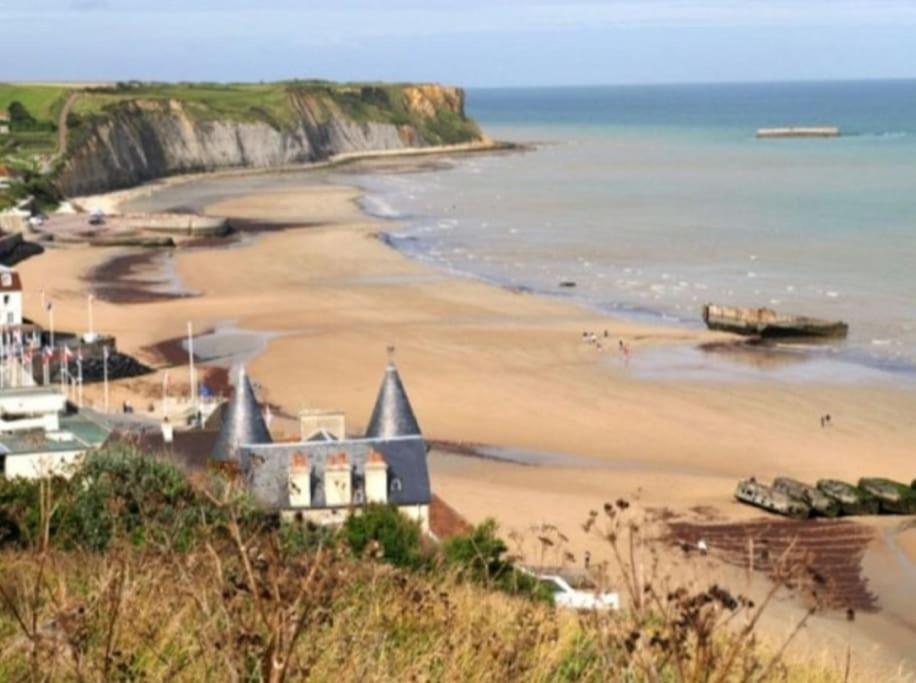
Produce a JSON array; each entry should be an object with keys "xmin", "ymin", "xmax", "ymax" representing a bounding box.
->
[{"xmin": 0, "ymin": 447, "xmax": 866, "ymax": 681}]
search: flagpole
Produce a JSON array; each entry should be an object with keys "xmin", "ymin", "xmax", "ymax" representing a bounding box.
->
[
  {"xmin": 103, "ymin": 345, "xmax": 109, "ymax": 412},
  {"xmin": 48, "ymin": 305, "xmax": 54, "ymax": 348},
  {"xmin": 0, "ymin": 327, "xmax": 5, "ymax": 390},
  {"xmin": 77, "ymin": 343, "xmax": 83, "ymax": 408},
  {"xmin": 87, "ymin": 294, "xmax": 95, "ymax": 340},
  {"xmin": 188, "ymin": 321, "xmax": 196, "ymax": 420},
  {"xmin": 59, "ymin": 343, "xmax": 65, "ymax": 395},
  {"xmin": 162, "ymin": 371, "xmax": 169, "ymax": 420}
]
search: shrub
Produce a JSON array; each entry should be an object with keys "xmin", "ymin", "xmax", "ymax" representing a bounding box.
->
[
  {"xmin": 342, "ymin": 503, "xmax": 425, "ymax": 568},
  {"xmin": 444, "ymin": 519, "xmax": 551, "ymax": 601},
  {"xmin": 0, "ymin": 445, "xmax": 261, "ymax": 553},
  {"xmin": 6, "ymin": 166, "xmax": 62, "ymax": 212}
]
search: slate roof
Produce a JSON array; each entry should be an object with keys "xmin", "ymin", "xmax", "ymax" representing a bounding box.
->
[
  {"xmin": 124, "ymin": 429, "xmax": 220, "ymax": 474},
  {"xmin": 364, "ymin": 361, "xmax": 421, "ymax": 439},
  {"xmin": 211, "ymin": 366, "xmax": 271, "ymax": 463},
  {"xmin": 242, "ymin": 435, "xmax": 430, "ymax": 511}
]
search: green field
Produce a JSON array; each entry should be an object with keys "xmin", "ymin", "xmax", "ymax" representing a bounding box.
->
[
  {"xmin": 0, "ymin": 83, "xmax": 68, "ymax": 123},
  {"xmin": 65, "ymin": 81, "xmax": 479, "ymax": 144},
  {"xmin": 1, "ymin": 80, "xmax": 481, "ymax": 174}
]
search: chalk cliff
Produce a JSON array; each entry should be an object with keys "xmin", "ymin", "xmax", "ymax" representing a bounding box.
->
[{"xmin": 57, "ymin": 84, "xmax": 485, "ymax": 196}]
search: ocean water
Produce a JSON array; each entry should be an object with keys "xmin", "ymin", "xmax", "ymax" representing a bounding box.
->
[{"xmin": 341, "ymin": 81, "xmax": 916, "ymax": 376}]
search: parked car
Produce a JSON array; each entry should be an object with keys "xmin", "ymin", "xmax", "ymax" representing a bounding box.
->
[
  {"xmin": 531, "ymin": 572, "xmax": 620, "ymax": 611},
  {"xmin": 88, "ymin": 208, "xmax": 105, "ymax": 226}
]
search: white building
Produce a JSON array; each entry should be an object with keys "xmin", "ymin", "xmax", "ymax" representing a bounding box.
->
[
  {"xmin": 0, "ymin": 387, "xmax": 111, "ymax": 479},
  {"xmin": 0, "ymin": 266, "xmax": 23, "ymax": 327}
]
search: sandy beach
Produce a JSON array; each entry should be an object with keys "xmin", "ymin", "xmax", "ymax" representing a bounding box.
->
[{"xmin": 17, "ymin": 163, "xmax": 916, "ymax": 675}]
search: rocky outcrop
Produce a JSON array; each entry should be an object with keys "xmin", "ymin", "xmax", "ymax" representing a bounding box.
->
[{"xmin": 57, "ymin": 84, "xmax": 484, "ymax": 196}]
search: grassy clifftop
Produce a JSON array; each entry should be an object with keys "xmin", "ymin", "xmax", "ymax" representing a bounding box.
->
[
  {"xmin": 2, "ymin": 80, "xmax": 486, "ymax": 196},
  {"xmin": 0, "ymin": 80, "xmax": 482, "ymax": 160},
  {"xmin": 70, "ymin": 81, "xmax": 481, "ymax": 143}
]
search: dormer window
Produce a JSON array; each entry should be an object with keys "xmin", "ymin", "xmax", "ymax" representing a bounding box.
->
[
  {"xmin": 1, "ymin": 273, "xmax": 11, "ymax": 287},
  {"xmin": 390, "ymin": 477, "xmax": 403, "ymax": 493}
]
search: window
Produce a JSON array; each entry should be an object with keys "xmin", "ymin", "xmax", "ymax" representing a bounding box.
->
[{"xmin": 2, "ymin": 295, "xmax": 8, "ymax": 304}]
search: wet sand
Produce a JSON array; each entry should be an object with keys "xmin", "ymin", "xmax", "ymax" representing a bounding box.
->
[{"xmin": 17, "ymin": 166, "xmax": 916, "ymax": 675}]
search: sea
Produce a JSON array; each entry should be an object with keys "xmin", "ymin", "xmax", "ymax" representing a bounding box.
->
[{"xmin": 341, "ymin": 80, "xmax": 916, "ymax": 381}]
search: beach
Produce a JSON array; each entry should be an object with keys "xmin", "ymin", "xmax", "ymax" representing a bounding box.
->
[{"xmin": 16, "ymin": 161, "xmax": 916, "ymax": 673}]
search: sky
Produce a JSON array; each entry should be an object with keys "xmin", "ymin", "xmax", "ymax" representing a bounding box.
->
[{"xmin": 2, "ymin": 1, "xmax": 916, "ymax": 87}]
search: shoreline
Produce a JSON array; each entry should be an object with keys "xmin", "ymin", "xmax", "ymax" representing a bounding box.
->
[
  {"xmin": 362, "ymin": 191, "xmax": 916, "ymax": 385},
  {"xmin": 69, "ymin": 139, "xmax": 522, "ymax": 215}
]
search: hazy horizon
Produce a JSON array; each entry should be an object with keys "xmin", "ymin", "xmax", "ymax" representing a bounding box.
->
[{"xmin": 3, "ymin": 1, "xmax": 916, "ymax": 87}]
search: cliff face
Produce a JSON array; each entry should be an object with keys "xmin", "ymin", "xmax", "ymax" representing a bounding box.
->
[{"xmin": 57, "ymin": 84, "xmax": 484, "ymax": 197}]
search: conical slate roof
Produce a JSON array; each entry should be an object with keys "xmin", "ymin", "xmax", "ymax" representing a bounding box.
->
[
  {"xmin": 365, "ymin": 360, "xmax": 421, "ymax": 439},
  {"xmin": 211, "ymin": 365, "xmax": 272, "ymax": 462}
]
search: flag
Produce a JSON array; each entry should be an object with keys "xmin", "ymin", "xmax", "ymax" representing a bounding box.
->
[
  {"xmin": 42, "ymin": 346, "xmax": 52, "ymax": 363},
  {"xmin": 63, "ymin": 346, "xmax": 74, "ymax": 361},
  {"xmin": 45, "ymin": 301, "xmax": 53, "ymax": 312}
]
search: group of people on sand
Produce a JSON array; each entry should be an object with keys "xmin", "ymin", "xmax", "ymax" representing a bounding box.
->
[
  {"xmin": 819, "ymin": 413, "xmax": 833, "ymax": 428},
  {"xmin": 581, "ymin": 330, "xmax": 631, "ymax": 362}
]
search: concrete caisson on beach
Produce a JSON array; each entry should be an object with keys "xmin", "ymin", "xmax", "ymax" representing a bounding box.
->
[
  {"xmin": 773, "ymin": 476, "xmax": 841, "ymax": 518},
  {"xmin": 702, "ymin": 304, "xmax": 849, "ymax": 339},
  {"xmin": 734, "ymin": 479, "xmax": 811, "ymax": 519},
  {"xmin": 857, "ymin": 478, "xmax": 916, "ymax": 515},
  {"xmin": 756, "ymin": 127, "xmax": 840, "ymax": 139}
]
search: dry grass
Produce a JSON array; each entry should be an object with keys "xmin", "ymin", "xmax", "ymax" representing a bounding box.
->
[{"xmin": 0, "ymin": 476, "xmax": 898, "ymax": 682}]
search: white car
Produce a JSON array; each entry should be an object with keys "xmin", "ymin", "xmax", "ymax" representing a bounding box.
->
[{"xmin": 535, "ymin": 573, "xmax": 620, "ymax": 611}]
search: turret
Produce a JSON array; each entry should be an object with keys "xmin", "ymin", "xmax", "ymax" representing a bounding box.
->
[
  {"xmin": 364, "ymin": 355, "xmax": 421, "ymax": 440},
  {"xmin": 211, "ymin": 365, "xmax": 272, "ymax": 463}
]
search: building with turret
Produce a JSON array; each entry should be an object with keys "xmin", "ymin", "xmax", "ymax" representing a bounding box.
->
[
  {"xmin": 241, "ymin": 358, "xmax": 431, "ymax": 531},
  {"xmin": 211, "ymin": 365, "xmax": 272, "ymax": 464}
]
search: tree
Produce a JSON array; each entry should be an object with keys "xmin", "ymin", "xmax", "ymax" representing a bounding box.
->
[
  {"xmin": 342, "ymin": 504, "xmax": 425, "ymax": 568},
  {"xmin": 7, "ymin": 101, "xmax": 36, "ymax": 130}
]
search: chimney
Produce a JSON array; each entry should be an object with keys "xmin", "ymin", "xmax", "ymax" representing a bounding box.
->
[
  {"xmin": 288, "ymin": 452, "xmax": 311, "ymax": 507},
  {"xmin": 161, "ymin": 417, "xmax": 174, "ymax": 444},
  {"xmin": 364, "ymin": 450, "xmax": 388, "ymax": 504},
  {"xmin": 324, "ymin": 452, "xmax": 352, "ymax": 507}
]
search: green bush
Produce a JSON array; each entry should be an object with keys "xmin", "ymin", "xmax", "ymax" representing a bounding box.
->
[
  {"xmin": 0, "ymin": 446, "xmax": 261, "ymax": 553},
  {"xmin": 6, "ymin": 166, "xmax": 62, "ymax": 212},
  {"xmin": 342, "ymin": 503, "xmax": 426, "ymax": 569},
  {"xmin": 444, "ymin": 519, "xmax": 551, "ymax": 601}
]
